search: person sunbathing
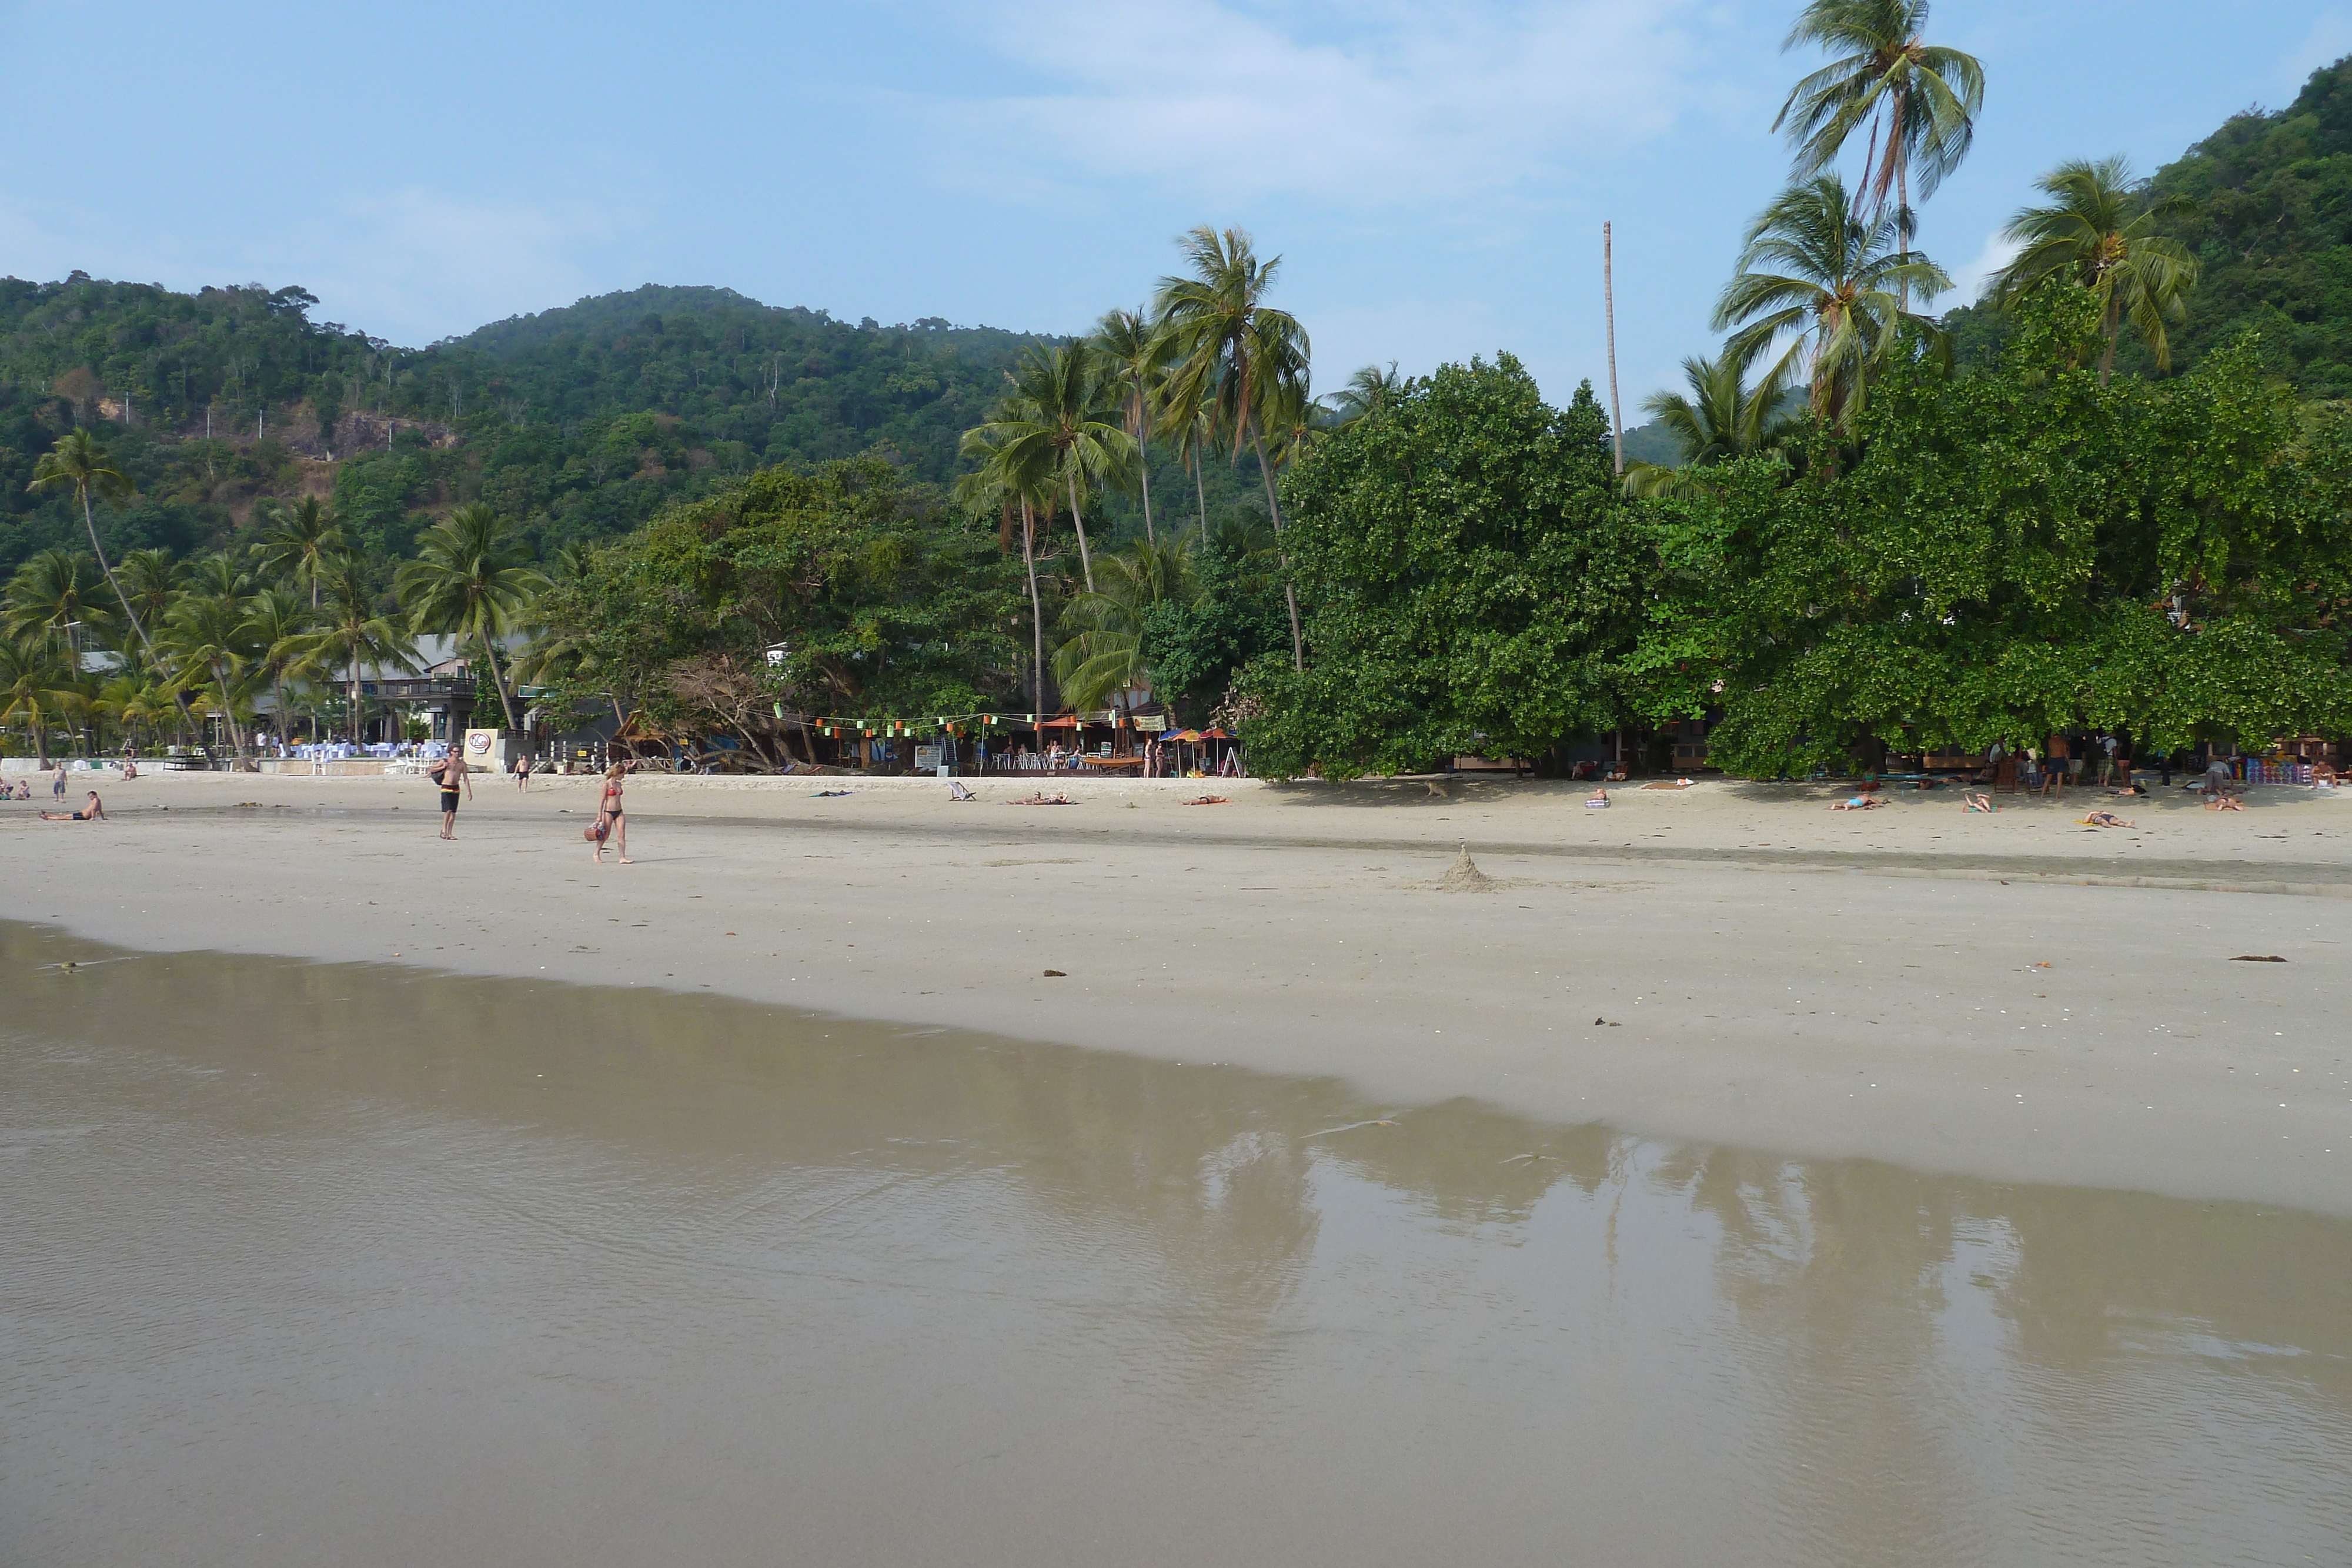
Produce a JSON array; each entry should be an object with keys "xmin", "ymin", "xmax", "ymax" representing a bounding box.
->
[
  {"xmin": 1583, "ymin": 789, "xmax": 1610, "ymax": 809},
  {"xmin": 2207, "ymin": 793, "xmax": 2244, "ymax": 811},
  {"xmin": 1964, "ymin": 791, "xmax": 1994, "ymax": 812},
  {"xmin": 2079, "ymin": 810, "xmax": 2135, "ymax": 827},
  {"xmin": 39, "ymin": 791, "xmax": 105, "ymax": 821},
  {"xmin": 1829, "ymin": 795, "xmax": 1883, "ymax": 810},
  {"xmin": 1011, "ymin": 791, "xmax": 1073, "ymax": 805},
  {"xmin": 1182, "ymin": 794, "xmax": 1229, "ymax": 805},
  {"xmin": 2107, "ymin": 783, "xmax": 2148, "ymax": 797}
]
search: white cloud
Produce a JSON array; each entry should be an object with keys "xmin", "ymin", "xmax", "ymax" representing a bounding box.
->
[
  {"xmin": 2279, "ymin": 10, "xmax": 2352, "ymax": 92},
  {"xmin": 1947, "ymin": 226, "xmax": 2021, "ymax": 307},
  {"xmin": 931, "ymin": 0, "xmax": 1716, "ymax": 210}
]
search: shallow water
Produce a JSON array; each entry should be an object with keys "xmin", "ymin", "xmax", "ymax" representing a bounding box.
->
[{"xmin": 3, "ymin": 922, "xmax": 2347, "ymax": 1568}]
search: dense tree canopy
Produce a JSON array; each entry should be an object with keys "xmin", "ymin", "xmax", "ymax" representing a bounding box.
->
[{"xmin": 1240, "ymin": 356, "xmax": 1649, "ymax": 778}]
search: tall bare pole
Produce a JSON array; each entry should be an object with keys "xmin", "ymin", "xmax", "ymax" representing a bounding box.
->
[{"xmin": 1603, "ymin": 221, "xmax": 1625, "ymax": 478}]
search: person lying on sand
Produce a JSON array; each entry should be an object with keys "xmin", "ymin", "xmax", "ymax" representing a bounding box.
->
[
  {"xmin": 39, "ymin": 791, "xmax": 104, "ymax": 821},
  {"xmin": 1829, "ymin": 795, "xmax": 1883, "ymax": 810},
  {"xmin": 1182, "ymin": 795, "xmax": 1228, "ymax": 805},
  {"xmin": 2207, "ymin": 793, "xmax": 2244, "ymax": 811},
  {"xmin": 1584, "ymin": 790, "xmax": 1609, "ymax": 810},
  {"xmin": 1964, "ymin": 791, "xmax": 1994, "ymax": 811},
  {"xmin": 1011, "ymin": 791, "xmax": 1073, "ymax": 805},
  {"xmin": 2079, "ymin": 811, "xmax": 2135, "ymax": 827},
  {"xmin": 2107, "ymin": 783, "xmax": 2148, "ymax": 797}
]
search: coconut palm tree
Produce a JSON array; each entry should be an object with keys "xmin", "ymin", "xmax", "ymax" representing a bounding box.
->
[
  {"xmin": 95, "ymin": 660, "xmax": 179, "ymax": 754},
  {"xmin": 1050, "ymin": 537, "xmax": 1197, "ymax": 716},
  {"xmin": 1621, "ymin": 348, "xmax": 1795, "ymax": 497},
  {"xmin": 1715, "ymin": 175, "xmax": 1950, "ymax": 434},
  {"xmin": 115, "ymin": 549, "xmax": 185, "ymax": 641},
  {"xmin": 1094, "ymin": 306, "xmax": 1174, "ymax": 546},
  {"xmin": 249, "ymin": 496, "xmax": 346, "ymax": 609},
  {"xmin": 306, "ymin": 553, "xmax": 415, "ymax": 743},
  {"xmin": 970, "ymin": 345, "xmax": 1134, "ymax": 594},
  {"xmin": 28, "ymin": 429, "xmax": 155, "ymax": 660},
  {"xmin": 1987, "ymin": 156, "xmax": 2200, "ymax": 384},
  {"xmin": 1165, "ymin": 391, "xmax": 1220, "ymax": 544},
  {"xmin": 395, "ymin": 502, "xmax": 543, "ymax": 731},
  {"xmin": 1154, "ymin": 225, "xmax": 1311, "ymax": 668},
  {"xmin": 0, "ymin": 633, "xmax": 76, "ymax": 765},
  {"xmin": 1327, "ymin": 363, "xmax": 1404, "ymax": 426},
  {"xmin": 1775, "ymin": 0, "xmax": 1984, "ymax": 260},
  {"xmin": 958, "ymin": 420, "xmax": 1058, "ymax": 718},
  {"xmin": 164, "ymin": 573, "xmax": 262, "ymax": 761},
  {"xmin": 4, "ymin": 549, "xmax": 115, "ymax": 654},
  {"xmin": 240, "ymin": 585, "xmax": 319, "ymax": 750}
]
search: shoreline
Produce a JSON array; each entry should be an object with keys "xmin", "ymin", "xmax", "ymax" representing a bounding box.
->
[{"xmin": 5, "ymin": 769, "xmax": 2347, "ymax": 1215}]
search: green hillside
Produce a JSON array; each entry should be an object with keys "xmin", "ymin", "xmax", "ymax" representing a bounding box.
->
[{"xmin": 0, "ymin": 278, "xmax": 1070, "ymax": 575}]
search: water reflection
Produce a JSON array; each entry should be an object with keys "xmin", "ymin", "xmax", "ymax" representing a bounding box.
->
[{"xmin": 4, "ymin": 921, "xmax": 2346, "ymax": 1568}]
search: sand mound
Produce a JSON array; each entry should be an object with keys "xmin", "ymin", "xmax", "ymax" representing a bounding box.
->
[{"xmin": 1436, "ymin": 842, "xmax": 1498, "ymax": 891}]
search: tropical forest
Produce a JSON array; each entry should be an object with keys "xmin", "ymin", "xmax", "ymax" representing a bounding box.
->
[{"xmin": 8, "ymin": 3, "xmax": 2352, "ymax": 777}]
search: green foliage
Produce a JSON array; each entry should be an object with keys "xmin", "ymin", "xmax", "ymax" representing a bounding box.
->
[
  {"xmin": 1136, "ymin": 524, "xmax": 1290, "ymax": 720},
  {"xmin": 1627, "ymin": 285, "xmax": 2352, "ymax": 773},
  {"xmin": 1241, "ymin": 357, "xmax": 1649, "ymax": 779},
  {"xmin": 527, "ymin": 456, "xmax": 1025, "ymax": 761},
  {"xmin": 2126, "ymin": 55, "xmax": 2352, "ymax": 393}
]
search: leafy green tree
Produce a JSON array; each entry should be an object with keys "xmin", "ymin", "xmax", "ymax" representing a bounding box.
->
[
  {"xmin": 240, "ymin": 585, "xmax": 319, "ymax": 747},
  {"xmin": 1716, "ymin": 175, "xmax": 1950, "ymax": 434},
  {"xmin": 114, "ymin": 549, "xmax": 184, "ymax": 638},
  {"xmin": 306, "ymin": 553, "xmax": 415, "ymax": 741},
  {"xmin": 28, "ymin": 430, "xmax": 154, "ymax": 658},
  {"xmin": 1243, "ymin": 355, "xmax": 1648, "ymax": 778},
  {"xmin": 1628, "ymin": 286, "xmax": 2352, "ymax": 774},
  {"xmin": 1989, "ymin": 156, "xmax": 2200, "ymax": 383},
  {"xmin": 1137, "ymin": 522, "xmax": 1291, "ymax": 718},
  {"xmin": 953, "ymin": 429, "xmax": 1055, "ymax": 717},
  {"xmin": 1154, "ymin": 226, "xmax": 1311, "ymax": 667},
  {"xmin": 395, "ymin": 502, "xmax": 543, "ymax": 731},
  {"xmin": 1776, "ymin": 0, "xmax": 1984, "ymax": 258},
  {"xmin": 164, "ymin": 573, "xmax": 260, "ymax": 760},
  {"xmin": 1050, "ymin": 537, "xmax": 1196, "ymax": 714}
]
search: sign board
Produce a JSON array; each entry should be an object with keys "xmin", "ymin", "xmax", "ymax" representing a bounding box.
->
[
  {"xmin": 914, "ymin": 744, "xmax": 944, "ymax": 771},
  {"xmin": 462, "ymin": 728, "xmax": 500, "ymax": 771},
  {"xmin": 1134, "ymin": 714, "xmax": 1168, "ymax": 733}
]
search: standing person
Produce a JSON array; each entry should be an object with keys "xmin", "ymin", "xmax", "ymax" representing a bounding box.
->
[
  {"xmin": 2045, "ymin": 733, "xmax": 2069, "ymax": 797},
  {"xmin": 52, "ymin": 762, "xmax": 68, "ymax": 801},
  {"xmin": 593, "ymin": 762, "xmax": 630, "ymax": 864},
  {"xmin": 512, "ymin": 751, "xmax": 532, "ymax": 791},
  {"xmin": 433, "ymin": 745, "xmax": 473, "ymax": 840}
]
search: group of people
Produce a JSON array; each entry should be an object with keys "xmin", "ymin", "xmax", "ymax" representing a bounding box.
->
[{"xmin": 427, "ymin": 750, "xmax": 628, "ymax": 862}]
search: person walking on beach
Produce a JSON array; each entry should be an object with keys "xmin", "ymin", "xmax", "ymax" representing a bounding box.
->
[
  {"xmin": 433, "ymin": 747, "xmax": 473, "ymax": 840},
  {"xmin": 512, "ymin": 752, "xmax": 532, "ymax": 791},
  {"xmin": 593, "ymin": 762, "xmax": 630, "ymax": 864},
  {"xmin": 52, "ymin": 763, "xmax": 67, "ymax": 801}
]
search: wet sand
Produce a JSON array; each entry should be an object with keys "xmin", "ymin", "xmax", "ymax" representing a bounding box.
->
[
  {"xmin": 1, "ymin": 768, "xmax": 2347, "ymax": 1213},
  {"xmin": 5, "ymin": 924, "xmax": 2348, "ymax": 1568}
]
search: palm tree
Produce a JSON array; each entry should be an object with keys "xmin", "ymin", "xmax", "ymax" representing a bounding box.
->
[
  {"xmin": 95, "ymin": 663, "xmax": 178, "ymax": 755},
  {"xmin": 4, "ymin": 549, "xmax": 115, "ymax": 654},
  {"xmin": 958, "ymin": 422, "xmax": 1056, "ymax": 718},
  {"xmin": 114, "ymin": 549, "xmax": 185, "ymax": 640},
  {"xmin": 28, "ymin": 429, "xmax": 155, "ymax": 660},
  {"xmin": 1621, "ymin": 348, "xmax": 1795, "ymax": 497},
  {"xmin": 1154, "ymin": 225, "xmax": 1311, "ymax": 668},
  {"xmin": 1775, "ymin": 0, "xmax": 1984, "ymax": 262},
  {"xmin": 1327, "ymin": 363, "xmax": 1403, "ymax": 426},
  {"xmin": 1715, "ymin": 175, "xmax": 1950, "ymax": 434},
  {"xmin": 1987, "ymin": 156, "xmax": 2200, "ymax": 384},
  {"xmin": 1166, "ymin": 391, "xmax": 1220, "ymax": 544},
  {"xmin": 240, "ymin": 586, "xmax": 319, "ymax": 750},
  {"xmin": 0, "ymin": 633, "xmax": 75, "ymax": 765},
  {"xmin": 971, "ymin": 345, "xmax": 1134, "ymax": 594},
  {"xmin": 1050, "ymin": 538, "xmax": 1197, "ymax": 716},
  {"xmin": 165, "ymin": 573, "xmax": 261, "ymax": 761},
  {"xmin": 307, "ymin": 553, "xmax": 415, "ymax": 742},
  {"xmin": 394, "ymin": 502, "xmax": 543, "ymax": 731},
  {"xmin": 1095, "ymin": 307, "xmax": 1174, "ymax": 546},
  {"xmin": 250, "ymin": 496, "xmax": 345, "ymax": 609}
]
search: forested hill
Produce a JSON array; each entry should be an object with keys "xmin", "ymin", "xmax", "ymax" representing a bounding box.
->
[
  {"xmin": 0, "ymin": 276, "xmax": 1060, "ymax": 575},
  {"xmin": 2130, "ymin": 56, "xmax": 2352, "ymax": 393}
]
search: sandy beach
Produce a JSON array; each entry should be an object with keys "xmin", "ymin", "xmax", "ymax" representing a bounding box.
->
[{"xmin": 5, "ymin": 766, "xmax": 2347, "ymax": 1213}]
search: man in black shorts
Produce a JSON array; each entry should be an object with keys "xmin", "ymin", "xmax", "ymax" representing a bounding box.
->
[{"xmin": 433, "ymin": 748, "xmax": 473, "ymax": 838}]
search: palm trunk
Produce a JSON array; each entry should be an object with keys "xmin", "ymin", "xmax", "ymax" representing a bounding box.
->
[
  {"xmin": 1065, "ymin": 474, "xmax": 1095, "ymax": 593},
  {"xmin": 79, "ymin": 483, "xmax": 156, "ymax": 661},
  {"xmin": 1021, "ymin": 496, "xmax": 1045, "ymax": 719},
  {"xmin": 1135, "ymin": 408, "xmax": 1155, "ymax": 547},
  {"xmin": 481, "ymin": 633, "xmax": 520, "ymax": 730},
  {"xmin": 211, "ymin": 662, "xmax": 247, "ymax": 759},
  {"xmin": 1245, "ymin": 416, "xmax": 1306, "ymax": 671},
  {"xmin": 1194, "ymin": 447, "xmax": 1210, "ymax": 543}
]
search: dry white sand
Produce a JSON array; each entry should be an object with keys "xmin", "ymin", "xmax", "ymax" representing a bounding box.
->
[{"xmin": 5, "ymin": 766, "xmax": 2348, "ymax": 1212}]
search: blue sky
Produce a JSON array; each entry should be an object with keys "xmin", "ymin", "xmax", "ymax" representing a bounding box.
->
[{"xmin": 2, "ymin": 1, "xmax": 2346, "ymax": 407}]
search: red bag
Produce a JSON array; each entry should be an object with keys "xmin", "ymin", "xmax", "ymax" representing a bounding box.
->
[{"xmin": 584, "ymin": 817, "xmax": 610, "ymax": 842}]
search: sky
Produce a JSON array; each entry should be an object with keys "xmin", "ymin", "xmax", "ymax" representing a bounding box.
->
[{"xmin": 2, "ymin": 1, "xmax": 2347, "ymax": 408}]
